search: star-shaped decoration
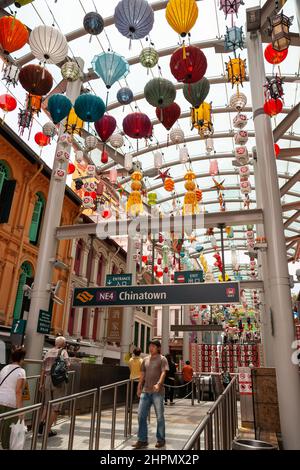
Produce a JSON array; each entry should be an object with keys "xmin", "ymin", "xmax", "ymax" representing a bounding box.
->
[
  {"xmin": 189, "ymin": 233, "xmax": 197, "ymax": 243},
  {"xmin": 211, "ymin": 178, "xmax": 225, "ymax": 192},
  {"xmin": 154, "ymin": 168, "xmax": 171, "ymax": 182}
]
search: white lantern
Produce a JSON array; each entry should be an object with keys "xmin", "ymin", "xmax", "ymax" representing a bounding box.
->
[
  {"xmin": 109, "ymin": 168, "xmax": 118, "ymax": 183},
  {"xmin": 205, "ymin": 138, "xmax": 214, "ymax": 154},
  {"xmin": 233, "ymin": 113, "xmax": 248, "ymax": 129},
  {"xmin": 53, "ymin": 168, "xmax": 66, "ymax": 181},
  {"xmin": 179, "ymin": 147, "xmax": 189, "ymax": 163},
  {"xmin": 85, "ymin": 135, "xmax": 98, "ymax": 152},
  {"xmin": 83, "ymin": 196, "xmax": 94, "ymax": 209},
  {"xmin": 43, "ymin": 121, "xmax": 57, "ymax": 138},
  {"xmin": 61, "ymin": 61, "xmax": 80, "ymax": 82},
  {"xmin": 234, "ymin": 130, "xmax": 248, "ymax": 145},
  {"xmin": 229, "ymin": 92, "xmax": 247, "ymax": 111},
  {"xmin": 124, "ymin": 153, "xmax": 133, "ymax": 171},
  {"xmin": 234, "ymin": 146, "xmax": 249, "ymax": 165},
  {"xmin": 154, "ymin": 151, "xmax": 163, "ymax": 168},
  {"xmin": 170, "ymin": 128, "xmax": 184, "ymax": 145},
  {"xmin": 59, "ymin": 133, "xmax": 72, "ymax": 146},
  {"xmin": 240, "ymin": 180, "xmax": 251, "ymax": 194},
  {"xmin": 239, "ymin": 165, "xmax": 250, "ymax": 177},
  {"xmin": 56, "ymin": 150, "xmax": 70, "ymax": 163},
  {"xmin": 87, "ymin": 165, "xmax": 96, "ymax": 176},
  {"xmin": 246, "ymin": 230, "xmax": 254, "ymax": 239},
  {"xmin": 75, "ymin": 150, "xmax": 84, "ymax": 163},
  {"xmin": 29, "ymin": 25, "xmax": 68, "ymax": 64},
  {"xmin": 109, "ymin": 133, "xmax": 124, "ymax": 149}
]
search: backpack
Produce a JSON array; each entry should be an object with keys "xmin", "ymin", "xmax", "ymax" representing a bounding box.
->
[{"xmin": 50, "ymin": 349, "xmax": 68, "ymax": 386}]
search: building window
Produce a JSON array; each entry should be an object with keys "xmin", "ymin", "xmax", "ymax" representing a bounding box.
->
[
  {"xmin": 13, "ymin": 261, "xmax": 34, "ymax": 320},
  {"xmin": 134, "ymin": 321, "xmax": 139, "ymax": 347},
  {"xmin": 29, "ymin": 193, "xmax": 45, "ymax": 245},
  {"xmin": 97, "ymin": 254, "xmax": 104, "ymax": 286},
  {"xmin": 174, "ymin": 308, "xmax": 180, "ymax": 337},
  {"xmin": 74, "ymin": 240, "xmax": 83, "ymax": 276},
  {"xmin": 86, "ymin": 248, "xmax": 94, "ymax": 284},
  {"xmin": 147, "ymin": 307, "xmax": 152, "ymax": 316},
  {"xmin": 140, "ymin": 324, "xmax": 145, "ymax": 353},
  {"xmin": 153, "ymin": 310, "xmax": 158, "ymax": 337},
  {"xmin": 0, "ymin": 160, "xmax": 16, "ymax": 224},
  {"xmin": 146, "ymin": 326, "xmax": 151, "ymax": 353}
]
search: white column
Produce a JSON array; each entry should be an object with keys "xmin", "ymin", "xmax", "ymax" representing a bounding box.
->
[
  {"xmin": 183, "ymin": 305, "xmax": 190, "ymax": 362},
  {"xmin": 161, "ymin": 272, "xmax": 170, "ymax": 355},
  {"xmin": 79, "ymin": 243, "xmax": 89, "ymax": 280},
  {"xmin": 85, "ymin": 308, "xmax": 94, "ymax": 339},
  {"xmin": 90, "ymin": 253, "xmax": 100, "ymax": 286},
  {"xmin": 96, "ymin": 308, "xmax": 105, "ymax": 342},
  {"xmin": 73, "ymin": 308, "xmax": 83, "ymax": 338},
  {"xmin": 247, "ymin": 27, "xmax": 300, "ymax": 449},
  {"xmin": 295, "ymin": 0, "xmax": 300, "ymax": 33},
  {"xmin": 25, "ymin": 59, "xmax": 84, "ymax": 364}
]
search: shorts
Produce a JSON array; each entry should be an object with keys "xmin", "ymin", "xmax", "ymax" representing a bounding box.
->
[{"xmin": 44, "ymin": 375, "xmax": 67, "ymax": 412}]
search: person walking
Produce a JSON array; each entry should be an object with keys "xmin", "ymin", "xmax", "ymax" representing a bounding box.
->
[
  {"xmin": 128, "ymin": 347, "xmax": 143, "ymax": 403},
  {"xmin": 164, "ymin": 354, "xmax": 176, "ymax": 406},
  {"xmin": 132, "ymin": 339, "xmax": 169, "ymax": 449},
  {"xmin": 39, "ymin": 336, "xmax": 70, "ymax": 437},
  {"xmin": 182, "ymin": 360, "xmax": 194, "ymax": 397},
  {"xmin": 0, "ymin": 346, "xmax": 26, "ymax": 449}
]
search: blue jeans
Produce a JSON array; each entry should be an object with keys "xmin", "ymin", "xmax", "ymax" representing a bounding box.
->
[{"xmin": 137, "ymin": 392, "xmax": 165, "ymax": 443}]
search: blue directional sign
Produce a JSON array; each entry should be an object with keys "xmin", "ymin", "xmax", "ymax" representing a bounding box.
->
[{"xmin": 106, "ymin": 274, "xmax": 132, "ymax": 287}]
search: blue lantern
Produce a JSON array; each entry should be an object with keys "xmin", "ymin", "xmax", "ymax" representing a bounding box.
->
[
  {"xmin": 92, "ymin": 52, "xmax": 130, "ymax": 89},
  {"xmin": 224, "ymin": 26, "xmax": 244, "ymax": 56},
  {"xmin": 47, "ymin": 94, "xmax": 72, "ymax": 124},
  {"xmin": 83, "ymin": 12, "xmax": 104, "ymax": 36},
  {"xmin": 114, "ymin": 0, "xmax": 154, "ymax": 40},
  {"xmin": 74, "ymin": 94, "xmax": 105, "ymax": 123},
  {"xmin": 195, "ymin": 243, "xmax": 204, "ymax": 253},
  {"xmin": 117, "ymin": 87, "xmax": 133, "ymax": 105},
  {"xmin": 180, "ymin": 250, "xmax": 185, "ymax": 258}
]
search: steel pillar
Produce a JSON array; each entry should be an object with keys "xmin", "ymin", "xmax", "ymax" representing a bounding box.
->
[
  {"xmin": 247, "ymin": 28, "xmax": 300, "ymax": 449},
  {"xmin": 183, "ymin": 306, "xmax": 190, "ymax": 363},
  {"xmin": 161, "ymin": 272, "xmax": 170, "ymax": 355}
]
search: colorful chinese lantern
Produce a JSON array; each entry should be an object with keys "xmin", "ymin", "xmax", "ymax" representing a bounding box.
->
[
  {"xmin": 191, "ymin": 102, "xmax": 213, "ymax": 137},
  {"xmin": 0, "ymin": 16, "xmax": 28, "ymax": 55},
  {"xmin": 226, "ymin": 57, "xmax": 246, "ymax": 90},
  {"xmin": 219, "ymin": 0, "xmax": 243, "ymax": 19},
  {"xmin": 109, "ymin": 168, "xmax": 118, "ymax": 184},
  {"xmin": 92, "ymin": 52, "xmax": 129, "ymax": 89},
  {"xmin": 117, "ymin": 87, "xmax": 133, "ymax": 106},
  {"xmin": 83, "ymin": 12, "xmax": 104, "ymax": 35},
  {"xmin": 43, "ymin": 121, "xmax": 57, "ymax": 138},
  {"xmin": 224, "ymin": 26, "xmax": 244, "ymax": 54},
  {"xmin": 274, "ymin": 144, "xmax": 280, "ymax": 157},
  {"xmin": 144, "ymin": 77, "xmax": 176, "ymax": 109},
  {"xmin": 47, "ymin": 94, "xmax": 72, "ymax": 124},
  {"xmin": 264, "ymin": 76, "xmax": 284, "ymax": 100},
  {"xmin": 164, "ymin": 177, "xmax": 175, "ymax": 192},
  {"xmin": 67, "ymin": 162, "xmax": 76, "ymax": 174},
  {"xmin": 264, "ymin": 98, "xmax": 283, "ymax": 117},
  {"xmin": 101, "ymin": 150, "xmax": 109, "ymax": 164},
  {"xmin": 148, "ymin": 192, "xmax": 157, "ymax": 205},
  {"xmin": 233, "ymin": 113, "xmax": 247, "ymax": 129},
  {"xmin": 85, "ymin": 135, "xmax": 98, "ymax": 152},
  {"xmin": 183, "ymin": 77, "xmax": 210, "ymax": 108},
  {"xmin": 166, "ymin": 0, "xmax": 198, "ymax": 37},
  {"xmin": 61, "ymin": 61, "xmax": 81, "ymax": 82},
  {"xmin": 139, "ymin": 47, "xmax": 159, "ymax": 70},
  {"xmin": 183, "ymin": 170, "xmax": 199, "ymax": 215},
  {"xmin": 29, "ymin": 25, "xmax": 68, "ymax": 64},
  {"xmin": 0, "ymin": 94, "xmax": 17, "ymax": 113},
  {"xmin": 195, "ymin": 188, "xmax": 202, "ymax": 202},
  {"xmin": 123, "ymin": 112, "xmax": 152, "ymax": 139},
  {"xmin": 109, "ymin": 133, "xmax": 124, "ymax": 150},
  {"xmin": 229, "ymin": 92, "xmax": 247, "ymax": 111},
  {"xmin": 74, "ymin": 94, "xmax": 105, "ymax": 122},
  {"xmin": 154, "ymin": 151, "xmax": 163, "ymax": 169},
  {"xmin": 269, "ymin": 11, "xmax": 293, "ymax": 52},
  {"xmin": 114, "ymin": 0, "xmax": 154, "ymax": 41},
  {"xmin": 34, "ymin": 132, "xmax": 50, "ymax": 147},
  {"xmin": 65, "ymin": 108, "xmax": 84, "ymax": 135},
  {"xmin": 127, "ymin": 170, "xmax": 143, "ymax": 217},
  {"xmin": 19, "ymin": 64, "xmax": 53, "ymax": 96},
  {"xmin": 2, "ymin": 63, "xmax": 20, "ymax": 87},
  {"xmin": 170, "ymin": 46, "xmax": 207, "ymax": 84},
  {"xmin": 95, "ymin": 115, "xmax": 117, "ymax": 143},
  {"xmin": 170, "ymin": 127, "xmax": 184, "ymax": 145},
  {"xmin": 101, "ymin": 208, "xmax": 112, "ymax": 219},
  {"xmin": 155, "ymin": 102, "xmax": 181, "ymax": 130},
  {"xmin": 209, "ymin": 160, "xmax": 219, "ymax": 176},
  {"xmin": 264, "ymin": 43, "xmax": 288, "ymax": 64}
]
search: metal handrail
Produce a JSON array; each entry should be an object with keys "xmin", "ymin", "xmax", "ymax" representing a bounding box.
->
[
  {"xmin": 0, "ymin": 403, "xmax": 43, "ymax": 450},
  {"xmin": 183, "ymin": 376, "xmax": 238, "ymax": 450}
]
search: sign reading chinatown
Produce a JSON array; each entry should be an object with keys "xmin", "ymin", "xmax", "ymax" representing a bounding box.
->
[{"xmin": 73, "ymin": 282, "xmax": 240, "ymax": 308}]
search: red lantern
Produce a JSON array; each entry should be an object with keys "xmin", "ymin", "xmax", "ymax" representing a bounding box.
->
[
  {"xmin": 123, "ymin": 112, "xmax": 152, "ymax": 139},
  {"xmin": 142, "ymin": 255, "xmax": 148, "ymax": 263},
  {"xmin": 156, "ymin": 270, "xmax": 163, "ymax": 278},
  {"xmin": 0, "ymin": 94, "xmax": 17, "ymax": 112},
  {"xmin": 264, "ymin": 98, "xmax": 283, "ymax": 117},
  {"xmin": 164, "ymin": 267, "xmax": 169, "ymax": 273},
  {"xmin": 95, "ymin": 114, "xmax": 117, "ymax": 142},
  {"xmin": 19, "ymin": 64, "xmax": 53, "ymax": 96},
  {"xmin": 171, "ymin": 273, "xmax": 174, "ymax": 281},
  {"xmin": 101, "ymin": 209, "xmax": 112, "ymax": 219},
  {"xmin": 155, "ymin": 103, "xmax": 181, "ymax": 130},
  {"xmin": 154, "ymin": 265, "xmax": 158, "ymax": 272},
  {"xmin": 159, "ymin": 234, "xmax": 164, "ymax": 243},
  {"xmin": 157, "ymin": 258, "xmax": 162, "ymax": 265},
  {"xmin": 90, "ymin": 191, "xmax": 97, "ymax": 200},
  {"xmin": 274, "ymin": 143, "xmax": 280, "ymax": 157},
  {"xmin": 34, "ymin": 132, "xmax": 50, "ymax": 147},
  {"xmin": 101, "ymin": 150, "xmax": 109, "ymax": 164},
  {"xmin": 170, "ymin": 46, "xmax": 207, "ymax": 84},
  {"xmin": 264, "ymin": 44, "xmax": 288, "ymax": 64},
  {"xmin": 67, "ymin": 162, "xmax": 76, "ymax": 174}
]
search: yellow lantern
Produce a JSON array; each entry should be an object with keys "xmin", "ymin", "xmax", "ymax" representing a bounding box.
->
[
  {"xmin": 200, "ymin": 253, "xmax": 208, "ymax": 273},
  {"xmin": 225, "ymin": 57, "xmax": 246, "ymax": 90},
  {"xmin": 166, "ymin": 0, "xmax": 198, "ymax": 38},
  {"xmin": 65, "ymin": 108, "xmax": 83, "ymax": 135},
  {"xmin": 191, "ymin": 102, "xmax": 213, "ymax": 137},
  {"xmin": 183, "ymin": 170, "xmax": 199, "ymax": 215},
  {"xmin": 127, "ymin": 170, "xmax": 143, "ymax": 217}
]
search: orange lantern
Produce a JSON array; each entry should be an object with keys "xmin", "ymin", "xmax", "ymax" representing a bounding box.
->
[
  {"xmin": 164, "ymin": 177, "xmax": 175, "ymax": 192},
  {"xmin": 0, "ymin": 16, "xmax": 29, "ymax": 55},
  {"xmin": 195, "ymin": 188, "xmax": 202, "ymax": 202}
]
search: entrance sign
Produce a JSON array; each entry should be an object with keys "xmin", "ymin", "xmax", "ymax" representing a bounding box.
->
[
  {"xmin": 174, "ymin": 270, "xmax": 204, "ymax": 283},
  {"xmin": 37, "ymin": 309, "xmax": 52, "ymax": 334},
  {"xmin": 106, "ymin": 274, "xmax": 132, "ymax": 286},
  {"xmin": 73, "ymin": 282, "xmax": 240, "ymax": 308}
]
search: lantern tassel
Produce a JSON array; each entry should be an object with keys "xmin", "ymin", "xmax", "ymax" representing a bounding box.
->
[{"xmin": 182, "ymin": 41, "xmax": 186, "ymax": 60}]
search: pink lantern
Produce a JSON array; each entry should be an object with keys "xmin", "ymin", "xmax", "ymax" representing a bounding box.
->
[
  {"xmin": 233, "ymin": 113, "xmax": 247, "ymax": 129},
  {"xmin": 209, "ymin": 159, "xmax": 219, "ymax": 176},
  {"xmin": 109, "ymin": 168, "xmax": 118, "ymax": 183},
  {"xmin": 219, "ymin": 0, "xmax": 243, "ymax": 18},
  {"xmin": 239, "ymin": 166, "xmax": 250, "ymax": 177},
  {"xmin": 234, "ymin": 130, "xmax": 248, "ymax": 145},
  {"xmin": 96, "ymin": 181, "xmax": 104, "ymax": 195}
]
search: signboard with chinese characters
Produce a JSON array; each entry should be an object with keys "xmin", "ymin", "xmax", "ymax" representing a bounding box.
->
[
  {"xmin": 106, "ymin": 307, "xmax": 122, "ymax": 343},
  {"xmin": 106, "ymin": 274, "xmax": 132, "ymax": 287},
  {"xmin": 37, "ymin": 309, "xmax": 52, "ymax": 334},
  {"xmin": 174, "ymin": 270, "xmax": 204, "ymax": 284}
]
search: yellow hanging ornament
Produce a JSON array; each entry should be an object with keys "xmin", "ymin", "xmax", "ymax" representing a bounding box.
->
[
  {"xmin": 183, "ymin": 170, "xmax": 199, "ymax": 215},
  {"xmin": 126, "ymin": 171, "xmax": 143, "ymax": 217}
]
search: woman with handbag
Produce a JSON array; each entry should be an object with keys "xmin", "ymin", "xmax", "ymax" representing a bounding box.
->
[{"xmin": 0, "ymin": 346, "xmax": 26, "ymax": 449}]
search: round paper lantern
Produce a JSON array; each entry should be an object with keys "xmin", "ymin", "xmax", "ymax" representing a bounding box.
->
[
  {"xmin": 117, "ymin": 87, "xmax": 133, "ymax": 105},
  {"xmin": 166, "ymin": 0, "xmax": 198, "ymax": 37},
  {"xmin": 101, "ymin": 208, "xmax": 112, "ymax": 219},
  {"xmin": 109, "ymin": 133, "xmax": 124, "ymax": 149},
  {"xmin": 164, "ymin": 178, "xmax": 175, "ymax": 192},
  {"xmin": 67, "ymin": 162, "xmax": 76, "ymax": 174},
  {"xmin": 92, "ymin": 52, "xmax": 129, "ymax": 89},
  {"xmin": 264, "ymin": 98, "xmax": 283, "ymax": 117},
  {"xmin": 75, "ymin": 150, "xmax": 84, "ymax": 163},
  {"xmin": 229, "ymin": 92, "xmax": 247, "ymax": 111},
  {"xmin": 19, "ymin": 64, "xmax": 53, "ymax": 96},
  {"xmin": 83, "ymin": 12, "xmax": 104, "ymax": 35},
  {"xmin": 101, "ymin": 150, "xmax": 109, "ymax": 164},
  {"xmin": 156, "ymin": 102, "xmax": 181, "ymax": 130},
  {"xmin": 183, "ymin": 77, "xmax": 210, "ymax": 107},
  {"xmin": 144, "ymin": 77, "xmax": 176, "ymax": 109},
  {"xmin": 35, "ymin": 132, "xmax": 50, "ymax": 147},
  {"xmin": 0, "ymin": 16, "xmax": 28, "ymax": 54},
  {"xmin": 95, "ymin": 115, "xmax": 117, "ymax": 142},
  {"xmin": 123, "ymin": 112, "xmax": 152, "ymax": 139},
  {"xmin": 274, "ymin": 143, "xmax": 280, "ymax": 157},
  {"xmin": 170, "ymin": 46, "xmax": 207, "ymax": 84},
  {"xmin": 170, "ymin": 127, "xmax": 184, "ymax": 145},
  {"xmin": 43, "ymin": 121, "xmax": 57, "ymax": 138},
  {"xmin": 139, "ymin": 47, "xmax": 159, "ymax": 69},
  {"xmin": 0, "ymin": 94, "xmax": 17, "ymax": 112},
  {"xmin": 47, "ymin": 94, "xmax": 72, "ymax": 124},
  {"xmin": 29, "ymin": 25, "xmax": 68, "ymax": 64},
  {"xmin": 85, "ymin": 135, "xmax": 98, "ymax": 152},
  {"xmin": 264, "ymin": 43, "xmax": 288, "ymax": 64},
  {"xmin": 74, "ymin": 94, "xmax": 105, "ymax": 123},
  {"xmin": 114, "ymin": 0, "xmax": 154, "ymax": 40},
  {"xmin": 61, "ymin": 61, "xmax": 81, "ymax": 82}
]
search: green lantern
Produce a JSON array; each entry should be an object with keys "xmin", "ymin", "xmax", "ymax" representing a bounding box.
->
[
  {"xmin": 15, "ymin": 0, "xmax": 34, "ymax": 6},
  {"xmin": 144, "ymin": 77, "xmax": 176, "ymax": 109},
  {"xmin": 148, "ymin": 192, "xmax": 157, "ymax": 205},
  {"xmin": 183, "ymin": 77, "xmax": 210, "ymax": 108},
  {"xmin": 139, "ymin": 47, "xmax": 159, "ymax": 69}
]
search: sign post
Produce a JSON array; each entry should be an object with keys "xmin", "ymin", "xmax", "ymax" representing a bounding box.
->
[{"xmin": 36, "ymin": 309, "xmax": 52, "ymax": 335}]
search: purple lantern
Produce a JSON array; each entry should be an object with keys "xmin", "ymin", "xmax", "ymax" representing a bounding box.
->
[{"xmin": 219, "ymin": 0, "xmax": 244, "ymax": 19}]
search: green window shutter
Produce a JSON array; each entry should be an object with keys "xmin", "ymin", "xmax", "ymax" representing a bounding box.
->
[
  {"xmin": 134, "ymin": 321, "xmax": 139, "ymax": 348},
  {"xmin": 146, "ymin": 327, "xmax": 151, "ymax": 353},
  {"xmin": 140, "ymin": 324, "xmax": 145, "ymax": 353},
  {"xmin": 0, "ymin": 171, "xmax": 5, "ymax": 194},
  {"xmin": 13, "ymin": 272, "xmax": 27, "ymax": 320},
  {"xmin": 29, "ymin": 199, "xmax": 43, "ymax": 243}
]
